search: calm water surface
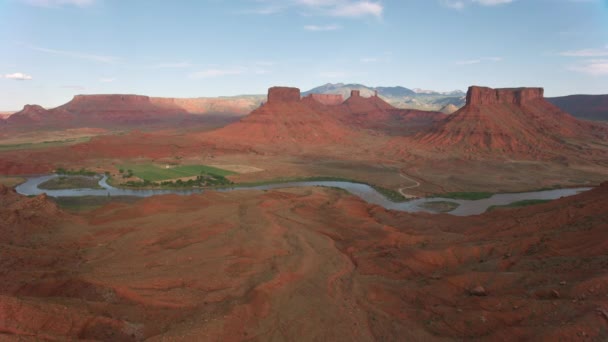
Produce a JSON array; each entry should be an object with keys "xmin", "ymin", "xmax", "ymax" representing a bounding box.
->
[{"xmin": 15, "ymin": 174, "xmax": 591, "ymax": 216}]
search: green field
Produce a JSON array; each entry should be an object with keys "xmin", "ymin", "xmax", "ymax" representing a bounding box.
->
[
  {"xmin": 419, "ymin": 201, "xmax": 460, "ymax": 213},
  {"xmin": 120, "ymin": 164, "xmax": 236, "ymax": 181},
  {"xmin": 51, "ymin": 196, "xmax": 141, "ymax": 212},
  {"xmin": 39, "ymin": 176, "xmax": 102, "ymax": 190},
  {"xmin": 0, "ymin": 137, "xmax": 91, "ymax": 152},
  {"xmin": 433, "ymin": 192, "xmax": 494, "ymax": 200},
  {"xmin": 487, "ymin": 199, "xmax": 552, "ymax": 212}
]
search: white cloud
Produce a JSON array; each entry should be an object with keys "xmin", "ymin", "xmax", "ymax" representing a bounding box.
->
[
  {"xmin": 569, "ymin": 59, "xmax": 608, "ymax": 76},
  {"xmin": 22, "ymin": 0, "xmax": 96, "ymax": 7},
  {"xmin": 255, "ymin": 61, "xmax": 275, "ymax": 67},
  {"xmin": 4, "ymin": 72, "xmax": 33, "ymax": 80},
  {"xmin": 456, "ymin": 59, "xmax": 482, "ymax": 65},
  {"xmin": 442, "ymin": 0, "xmax": 466, "ymax": 9},
  {"xmin": 360, "ymin": 57, "xmax": 379, "ymax": 63},
  {"xmin": 189, "ymin": 63, "xmax": 274, "ymax": 78},
  {"xmin": 189, "ymin": 68, "xmax": 246, "ymax": 79},
  {"xmin": 23, "ymin": 44, "xmax": 119, "ymax": 64},
  {"xmin": 327, "ymin": 1, "xmax": 383, "ymax": 17},
  {"xmin": 60, "ymin": 85, "xmax": 85, "ymax": 90},
  {"xmin": 251, "ymin": 0, "xmax": 384, "ymax": 18},
  {"xmin": 243, "ymin": 2, "xmax": 287, "ymax": 15},
  {"xmin": 441, "ymin": 0, "xmax": 514, "ymax": 9},
  {"xmin": 148, "ymin": 62, "xmax": 193, "ymax": 69},
  {"xmin": 560, "ymin": 46, "xmax": 608, "ymax": 75},
  {"xmin": 455, "ymin": 56, "xmax": 503, "ymax": 65},
  {"xmin": 99, "ymin": 78, "xmax": 115, "ymax": 83},
  {"xmin": 304, "ymin": 24, "xmax": 341, "ymax": 31},
  {"xmin": 318, "ymin": 71, "xmax": 348, "ymax": 78},
  {"xmin": 559, "ymin": 46, "xmax": 608, "ymax": 57},
  {"xmin": 252, "ymin": 67, "xmax": 271, "ymax": 74},
  {"xmin": 473, "ymin": 0, "xmax": 513, "ymax": 4}
]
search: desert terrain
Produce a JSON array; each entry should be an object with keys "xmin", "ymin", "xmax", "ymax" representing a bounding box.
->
[
  {"xmin": 2, "ymin": 86, "xmax": 607, "ymax": 194},
  {"xmin": 1, "ymin": 83, "xmax": 608, "ymax": 341},
  {"xmin": 1, "ymin": 178, "xmax": 608, "ymax": 340},
  {"xmin": 4, "ymin": 0, "xmax": 608, "ymax": 339}
]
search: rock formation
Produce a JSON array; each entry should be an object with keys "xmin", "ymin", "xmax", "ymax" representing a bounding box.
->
[
  {"xmin": 4, "ymin": 94, "xmax": 255, "ymax": 130},
  {"xmin": 267, "ymin": 86, "xmax": 301, "ymax": 103},
  {"xmin": 304, "ymin": 94, "xmax": 344, "ymax": 106},
  {"xmin": 151, "ymin": 96, "xmax": 262, "ymax": 115},
  {"xmin": 201, "ymin": 87, "xmax": 360, "ymax": 150},
  {"xmin": 406, "ymin": 85, "xmax": 608, "ymax": 158},
  {"xmin": 439, "ymin": 104, "xmax": 459, "ymax": 114},
  {"xmin": 466, "ymin": 86, "xmax": 543, "ymax": 106},
  {"xmin": 338, "ymin": 89, "xmax": 445, "ymax": 135},
  {"xmin": 342, "ymin": 89, "xmax": 395, "ymax": 114},
  {"xmin": 0, "ymin": 185, "xmax": 62, "ymax": 245},
  {"xmin": 4, "ymin": 105, "xmax": 50, "ymax": 125}
]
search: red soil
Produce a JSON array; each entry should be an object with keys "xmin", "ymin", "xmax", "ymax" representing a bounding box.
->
[{"xmin": 1, "ymin": 181, "xmax": 607, "ymax": 340}]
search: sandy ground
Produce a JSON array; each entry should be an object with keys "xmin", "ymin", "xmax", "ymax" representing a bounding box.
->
[
  {"xmin": 0, "ymin": 176, "xmax": 25, "ymax": 187},
  {"xmin": 209, "ymin": 164, "xmax": 264, "ymax": 174},
  {"xmin": 0, "ymin": 128, "xmax": 109, "ymax": 145},
  {"xmin": 0, "ymin": 118, "xmax": 607, "ymax": 194},
  {"xmin": 1, "ymin": 182, "xmax": 607, "ymax": 340}
]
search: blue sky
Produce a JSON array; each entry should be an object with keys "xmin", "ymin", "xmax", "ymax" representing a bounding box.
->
[{"xmin": 0, "ymin": 0, "xmax": 607, "ymax": 109}]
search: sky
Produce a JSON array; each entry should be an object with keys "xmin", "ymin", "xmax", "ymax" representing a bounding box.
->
[{"xmin": 0, "ymin": 0, "xmax": 607, "ymax": 110}]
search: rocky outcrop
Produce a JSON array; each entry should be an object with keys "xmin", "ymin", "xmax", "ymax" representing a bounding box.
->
[
  {"xmin": 267, "ymin": 87, "xmax": 301, "ymax": 103},
  {"xmin": 202, "ymin": 86, "xmax": 359, "ymax": 149},
  {"xmin": 466, "ymin": 86, "xmax": 544, "ymax": 106},
  {"xmin": 21, "ymin": 104, "xmax": 46, "ymax": 112},
  {"xmin": 70, "ymin": 94, "xmax": 152, "ymax": 105},
  {"xmin": 0, "ymin": 185, "xmax": 63, "ymax": 245},
  {"xmin": 439, "ymin": 104, "xmax": 459, "ymax": 114},
  {"xmin": 5, "ymin": 105, "xmax": 49, "ymax": 125},
  {"xmin": 151, "ymin": 97, "xmax": 262, "ymax": 115},
  {"xmin": 409, "ymin": 85, "xmax": 608, "ymax": 158},
  {"xmin": 4, "ymin": 93, "xmax": 253, "ymax": 130},
  {"xmin": 342, "ymin": 90, "xmax": 395, "ymax": 114},
  {"xmin": 304, "ymin": 94, "xmax": 344, "ymax": 106}
]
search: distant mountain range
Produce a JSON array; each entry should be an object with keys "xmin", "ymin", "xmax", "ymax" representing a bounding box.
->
[
  {"xmin": 547, "ymin": 95, "xmax": 608, "ymax": 122},
  {"xmin": 302, "ymin": 83, "xmax": 466, "ymax": 113},
  {"xmin": 6, "ymin": 84, "xmax": 605, "ymax": 121}
]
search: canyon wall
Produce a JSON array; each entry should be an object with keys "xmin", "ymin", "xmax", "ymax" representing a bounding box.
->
[{"xmin": 466, "ymin": 86, "xmax": 544, "ymax": 106}]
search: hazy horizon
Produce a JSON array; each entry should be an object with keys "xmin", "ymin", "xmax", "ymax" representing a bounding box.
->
[{"xmin": 1, "ymin": 0, "xmax": 607, "ymax": 110}]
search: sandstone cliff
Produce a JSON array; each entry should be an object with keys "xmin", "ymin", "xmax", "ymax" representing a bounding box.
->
[
  {"xmin": 405, "ymin": 86, "xmax": 608, "ymax": 158},
  {"xmin": 466, "ymin": 86, "xmax": 543, "ymax": 106},
  {"xmin": 4, "ymin": 94, "xmax": 255, "ymax": 130}
]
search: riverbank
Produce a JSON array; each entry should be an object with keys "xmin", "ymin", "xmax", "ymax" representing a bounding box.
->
[
  {"xmin": 14, "ymin": 174, "xmax": 593, "ymax": 216},
  {"xmin": 39, "ymin": 175, "xmax": 103, "ymax": 190}
]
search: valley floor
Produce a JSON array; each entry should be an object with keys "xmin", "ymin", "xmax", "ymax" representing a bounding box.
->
[{"xmin": 1, "ymin": 183, "xmax": 607, "ymax": 340}]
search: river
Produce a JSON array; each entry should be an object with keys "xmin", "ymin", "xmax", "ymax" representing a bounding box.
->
[{"xmin": 15, "ymin": 174, "xmax": 591, "ymax": 216}]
